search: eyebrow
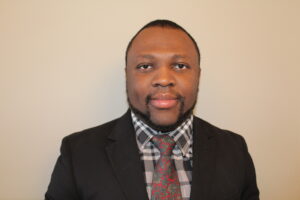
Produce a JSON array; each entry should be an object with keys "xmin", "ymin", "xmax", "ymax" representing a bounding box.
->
[
  {"xmin": 137, "ymin": 54, "xmax": 189, "ymax": 60},
  {"xmin": 137, "ymin": 55, "xmax": 155, "ymax": 59},
  {"xmin": 172, "ymin": 54, "xmax": 189, "ymax": 59}
]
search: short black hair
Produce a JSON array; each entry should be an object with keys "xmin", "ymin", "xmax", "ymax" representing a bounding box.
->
[{"xmin": 125, "ymin": 19, "xmax": 201, "ymax": 65}]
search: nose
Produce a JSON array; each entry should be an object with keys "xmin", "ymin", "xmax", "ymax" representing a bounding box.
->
[{"xmin": 151, "ymin": 66, "xmax": 175, "ymax": 88}]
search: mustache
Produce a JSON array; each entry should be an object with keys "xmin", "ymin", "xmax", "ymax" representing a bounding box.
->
[{"xmin": 145, "ymin": 94, "xmax": 184, "ymax": 105}]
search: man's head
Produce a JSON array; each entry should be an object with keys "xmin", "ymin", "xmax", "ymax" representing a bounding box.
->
[{"xmin": 125, "ymin": 19, "xmax": 201, "ymax": 131}]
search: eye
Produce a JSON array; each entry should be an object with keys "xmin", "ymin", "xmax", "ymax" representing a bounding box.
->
[
  {"xmin": 136, "ymin": 64, "xmax": 153, "ymax": 71},
  {"xmin": 174, "ymin": 63, "xmax": 189, "ymax": 70}
]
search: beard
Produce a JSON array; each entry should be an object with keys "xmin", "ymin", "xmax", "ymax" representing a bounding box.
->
[{"xmin": 127, "ymin": 94, "xmax": 197, "ymax": 132}]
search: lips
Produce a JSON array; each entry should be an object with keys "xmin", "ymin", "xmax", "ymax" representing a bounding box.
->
[{"xmin": 148, "ymin": 93, "xmax": 179, "ymax": 109}]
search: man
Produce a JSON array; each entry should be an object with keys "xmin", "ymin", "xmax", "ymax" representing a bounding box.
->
[{"xmin": 45, "ymin": 20, "xmax": 259, "ymax": 200}]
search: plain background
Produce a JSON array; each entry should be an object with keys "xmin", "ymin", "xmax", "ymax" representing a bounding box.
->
[{"xmin": 0, "ymin": 0, "xmax": 299, "ymax": 199}]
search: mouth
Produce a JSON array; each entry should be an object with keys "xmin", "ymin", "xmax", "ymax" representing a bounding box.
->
[{"xmin": 147, "ymin": 93, "xmax": 180, "ymax": 109}]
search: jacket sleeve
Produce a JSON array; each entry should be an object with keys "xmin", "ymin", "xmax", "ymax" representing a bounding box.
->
[
  {"xmin": 45, "ymin": 137, "xmax": 80, "ymax": 200},
  {"xmin": 240, "ymin": 137, "xmax": 260, "ymax": 200}
]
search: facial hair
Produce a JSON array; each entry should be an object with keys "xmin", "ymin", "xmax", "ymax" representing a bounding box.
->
[{"xmin": 127, "ymin": 95, "xmax": 197, "ymax": 132}]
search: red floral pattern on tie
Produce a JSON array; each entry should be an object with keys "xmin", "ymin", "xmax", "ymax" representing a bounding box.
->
[{"xmin": 151, "ymin": 135, "xmax": 182, "ymax": 200}]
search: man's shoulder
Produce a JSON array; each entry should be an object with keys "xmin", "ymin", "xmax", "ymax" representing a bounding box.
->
[
  {"xmin": 194, "ymin": 116, "xmax": 241, "ymax": 135},
  {"xmin": 193, "ymin": 116, "xmax": 248, "ymax": 150},
  {"xmin": 61, "ymin": 115, "xmax": 124, "ymax": 148}
]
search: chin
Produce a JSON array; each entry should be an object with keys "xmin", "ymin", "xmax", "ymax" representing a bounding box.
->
[
  {"xmin": 130, "ymin": 107, "xmax": 193, "ymax": 133},
  {"xmin": 150, "ymin": 112, "xmax": 179, "ymax": 125},
  {"xmin": 150, "ymin": 117, "xmax": 178, "ymax": 127},
  {"xmin": 149, "ymin": 112, "xmax": 191, "ymax": 132},
  {"xmin": 128, "ymin": 97, "xmax": 196, "ymax": 132}
]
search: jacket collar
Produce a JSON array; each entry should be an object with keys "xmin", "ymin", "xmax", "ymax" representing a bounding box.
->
[
  {"xmin": 191, "ymin": 117, "xmax": 217, "ymax": 199},
  {"xmin": 105, "ymin": 110, "xmax": 148, "ymax": 200}
]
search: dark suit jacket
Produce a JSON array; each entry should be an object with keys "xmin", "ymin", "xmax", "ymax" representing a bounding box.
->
[{"xmin": 45, "ymin": 110, "xmax": 259, "ymax": 200}]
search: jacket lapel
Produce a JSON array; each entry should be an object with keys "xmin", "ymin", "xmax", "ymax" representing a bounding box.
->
[
  {"xmin": 191, "ymin": 117, "xmax": 217, "ymax": 199},
  {"xmin": 105, "ymin": 112, "xmax": 217, "ymax": 200},
  {"xmin": 105, "ymin": 110, "xmax": 149, "ymax": 200}
]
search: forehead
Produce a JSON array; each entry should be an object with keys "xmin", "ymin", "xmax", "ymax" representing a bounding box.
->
[{"xmin": 127, "ymin": 27, "xmax": 198, "ymax": 61}]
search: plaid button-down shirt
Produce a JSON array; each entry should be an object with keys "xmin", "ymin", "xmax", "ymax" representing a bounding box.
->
[{"xmin": 131, "ymin": 112, "xmax": 193, "ymax": 200}]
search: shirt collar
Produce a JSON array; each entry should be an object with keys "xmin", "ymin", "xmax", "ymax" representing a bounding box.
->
[{"xmin": 131, "ymin": 111, "xmax": 193, "ymax": 156}]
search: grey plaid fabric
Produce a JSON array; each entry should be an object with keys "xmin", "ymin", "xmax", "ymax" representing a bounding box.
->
[{"xmin": 131, "ymin": 112, "xmax": 193, "ymax": 200}]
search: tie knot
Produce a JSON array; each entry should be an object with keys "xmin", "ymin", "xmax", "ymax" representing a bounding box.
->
[{"xmin": 152, "ymin": 135, "xmax": 176, "ymax": 156}]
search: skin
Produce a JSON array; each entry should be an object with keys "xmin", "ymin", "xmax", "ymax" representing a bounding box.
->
[{"xmin": 126, "ymin": 26, "xmax": 201, "ymax": 130}]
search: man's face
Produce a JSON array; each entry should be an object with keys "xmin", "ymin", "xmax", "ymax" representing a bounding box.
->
[{"xmin": 126, "ymin": 27, "xmax": 200, "ymax": 130}]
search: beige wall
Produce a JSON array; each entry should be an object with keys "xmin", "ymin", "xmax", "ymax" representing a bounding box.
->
[{"xmin": 1, "ymin": 0, "xmax": 299, "ymax": 199}]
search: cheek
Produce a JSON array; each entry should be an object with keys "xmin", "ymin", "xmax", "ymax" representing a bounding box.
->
[
  {"xmin": 180, "ymin": 77, "xmax": 199, "ymax": 106},
  {"xmin": 127, "ymin": 76, "xmax": 148, "ymax": 105}
]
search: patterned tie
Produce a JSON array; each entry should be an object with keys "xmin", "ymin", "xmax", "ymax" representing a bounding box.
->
[{"xmin": 151, "ymin": 135, "xmax": 182, "ymax": 200}]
